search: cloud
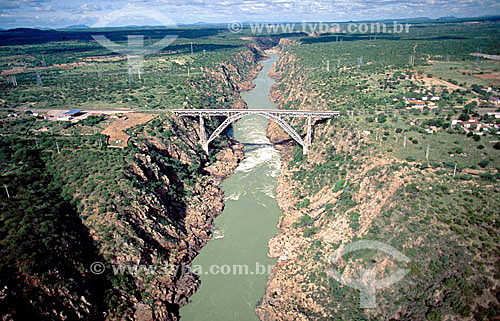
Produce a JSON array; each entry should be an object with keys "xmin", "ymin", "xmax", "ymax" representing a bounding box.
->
[
  {"xmin": 0, "ymin": 0, "xmax": 51, "ymax": 10},
  {"xmin": 0, "ymin": 0, "xmax": 500, "ymax": 28}
]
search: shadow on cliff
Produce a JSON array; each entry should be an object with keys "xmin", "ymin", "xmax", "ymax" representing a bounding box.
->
[
  {"xmin": 0, "ymin": 139, "xmax": 138, "ymax": 320},
  {"xmin": 242, "ymin": 139, "xmax": 294, "ymax": 152}
]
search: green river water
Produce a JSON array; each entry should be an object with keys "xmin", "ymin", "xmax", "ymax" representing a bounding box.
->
[{"xmin": 180, "ymin": 54, "xmax": 282, "ymax": 320}]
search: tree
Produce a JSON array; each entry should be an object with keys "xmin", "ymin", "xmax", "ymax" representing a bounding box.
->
[
  {"xmin": 464, "ymin": 102, "xmax": 477, "ymax": 114},
  {"xmin": 458, "ymin": 113, "xmax": 470, "ymax": 121}
]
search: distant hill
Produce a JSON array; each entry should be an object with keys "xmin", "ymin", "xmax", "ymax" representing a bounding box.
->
[
  {"xmin": 1, "ymin": 27, "xmax": 57, "ymax": 35},
  {"xmin": 0, "ymin": 28, "xmax": 75, "ymax": 45},
  {"xmin": 62, "ymin": 24, "xmax": 90, "ymax": 30},
  {"xmin": 0, "ymin": 26, "xmax": 221, "ymax": 46}
]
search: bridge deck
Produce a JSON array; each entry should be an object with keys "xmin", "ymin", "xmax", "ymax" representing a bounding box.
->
[{"xmin": 170, "ymin": 109, "xmax": 340, "ymax": 118}]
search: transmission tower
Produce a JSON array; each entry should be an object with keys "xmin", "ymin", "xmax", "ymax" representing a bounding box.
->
[
  {"xmin": 10, "ymin": 75, "xmax": 17, "ymax": 87},
  {"xmin": 36, "ymin": 71, "xmax": 43, "ymax": 86}
]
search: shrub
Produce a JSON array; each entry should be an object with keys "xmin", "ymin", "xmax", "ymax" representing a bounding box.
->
[
  {"xmin": 333, "ymin": 179, "xmax": 345, "ymax": 192},
  {"xmin": 349, "ymin": 212, "xmax": 360, "ymax": 231},
  {"xmin": 405, "ymin": 183, "xmax": 419, "ymax": 194},
  {"xmin": 426, "ymin": 308, "xmax": 442, "ymax": 321},
  {"xmin": 298, "ymin": 214, "xmax": 314, "ymax": 226},
  {"xmin": 479, "ymin": 173, "xmax": 494, "ymax": 180},
  {"xmin": 478, "ymin": 160, "xmax": 489, "ymax": 168},
  {"xmin": 303, "ymin": 227, "xmax": 317, "ymax": 237},
  {"xmin": 377, "ymin": 115, "xmax": 387, "ymax": 123}
]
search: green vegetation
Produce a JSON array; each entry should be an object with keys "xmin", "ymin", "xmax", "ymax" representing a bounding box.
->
[
  {"xmin": 0, "ymin": 29, "xmax": 258, "ymax": 110},
  {"xmin": 270, "ymin": 20, "xmax": 500, "ymax": 321}
]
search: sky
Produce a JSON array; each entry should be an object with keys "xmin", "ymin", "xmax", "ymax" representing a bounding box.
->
[{"xmin": 0, "ymin": 0, "xmax": 499, "ymax": 29}]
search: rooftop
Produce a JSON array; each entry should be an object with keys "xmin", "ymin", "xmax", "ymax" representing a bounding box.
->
[{"xmin": 64, "ymin": 109, "xmax": 83, "ymax": 115}]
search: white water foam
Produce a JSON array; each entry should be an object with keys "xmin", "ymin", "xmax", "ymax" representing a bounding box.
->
[
  {"xmin": 236, "ymin": 145, "xmax": 277, "ymax": 173},
  {"xmin": 259, "ymin": 183, "xmax": 276, "ymax": 199},
  {"xmin": 224, "ymin": 191, "xmax": 246, "ymax": 201},
  {"xmin": 212, "ymin": 226, "xmax": 225, "ymax": 240}
]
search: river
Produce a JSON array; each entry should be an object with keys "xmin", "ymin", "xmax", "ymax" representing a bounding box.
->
[{"xmin": 180, "ymin": 54, "xmax": 282, "ymax": 321}]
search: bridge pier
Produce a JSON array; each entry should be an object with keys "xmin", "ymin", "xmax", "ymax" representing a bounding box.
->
[
  {"xmin": 304, "ymin": 115, "xmax": 312, "ymax": 155},
  {"xmin": 199, "ymin": 115, "xmax": 209, "ymax": 154}
]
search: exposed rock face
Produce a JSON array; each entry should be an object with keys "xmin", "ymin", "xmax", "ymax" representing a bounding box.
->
[
  {"xmin": 258, "ymin": 43, "xmax": 398, "ymax": 321},
  {"xmin": 257, "ymin": 43, "xmax": 397, "ymax": 320},
  {"xmin": 89, "ymin": 122, "xmax": 246, "ymax": 321},
  {"xmin": 205, "ymin": 141, "xmax": 245, "ymax": 179}
]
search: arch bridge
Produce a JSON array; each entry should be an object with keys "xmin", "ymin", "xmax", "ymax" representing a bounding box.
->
[{"xmin": 171, "ymin": 109, "xmax": 340, "ymax": 155}]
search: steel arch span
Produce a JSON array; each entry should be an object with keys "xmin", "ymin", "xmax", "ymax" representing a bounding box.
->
[{"xmin": 171, "ymin": 109, "xmax": 340, "ymax": 155}]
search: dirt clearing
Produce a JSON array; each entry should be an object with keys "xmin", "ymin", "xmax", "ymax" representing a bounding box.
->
[{"xmin": 101, "ymin": 113, "xmax": 159, "ymax": 148}]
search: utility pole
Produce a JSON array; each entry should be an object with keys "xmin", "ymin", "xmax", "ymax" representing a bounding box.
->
[
  {"xmin": 56, "ymin": 141, "xmax": 60, "ymax": 154},
  {"xmin": 403, "ymin": 134, "xmax": 407, "ymax": 148},
  {"xmin": 326, "ymin": 59, "xmax": 330, "ymax": 72},
  {"xmin": 425, "ymin": 144, "xmax": 430, "ymax": 164},
  {"xmin": 3, "ymin": 184, "xmax": 9, "ymax": 199},
  {"xmin": 128, "ymin": 66, "xmax": 133, "ymax": 84},
  {"xmin": 453, "ymin": 163, "xmax": 457, "ymax": 177},
  {"xmin": 190, "ymin": 42, "xmax": 194, "ymax": 55}
]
